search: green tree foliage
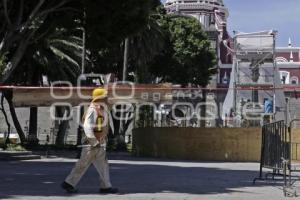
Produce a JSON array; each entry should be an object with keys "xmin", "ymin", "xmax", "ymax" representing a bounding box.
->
[
  {"xmin": 0, "ymin": 0, "xmax": 164, "ymax": 145},
  {"xmin": 128, "ymin": 5, "xmax": 167, "ymax": 83},
  {"xmin": 88, "ymin": 3, "xmax": 167, "ymax": 82},
  {"xmin": 85, "ymin": 0, "xmax": 163, "ymax": 77},
  {"xmin": 0, "ymin": 0, "xmax": 159, "ymax": 83},
  {"xmin": 0, "ymin": 0, "xmax": 82, "ymax": 84},
  {"xmin": 84, "ymin": 0, "xmax": 160, "ymax": 49},
  {"xmin": 0, "ymin": 0, "xmax": 82, "ymax": 145},
  {"xmin": 86, "ymin": 5, "xmax": 216, "ymax": 87},
  {"xmin": 150, "ymin": 15, "xmax": 217, "ymax": 87},
  {"xmin": 12, "ymin": 27, "xmax": 83, "ymax": 85}
]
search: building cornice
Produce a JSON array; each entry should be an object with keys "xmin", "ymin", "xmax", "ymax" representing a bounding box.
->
[
  {"xmin": 220, "ymin": 63, "xmax": 300, "ymax": 69},
  {"xmin": 165, "ymin": 2, "xmax": 229, "ymax": 18},
  {"xmin": 276, "ymin": 47, "xmax": 300, "ymax": 52},
  {"xmin": 277, "ymin": 62, "xmax": 300, "ymax": 68}
]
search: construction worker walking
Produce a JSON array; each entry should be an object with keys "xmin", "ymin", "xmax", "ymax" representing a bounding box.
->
[{"xmin": 62, "ymin": 88, "xmax": 118, "ymax": 194}]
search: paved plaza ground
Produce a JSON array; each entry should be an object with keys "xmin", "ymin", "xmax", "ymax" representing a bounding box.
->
[{"xmin": 0, "ymin": 154, "xmax": 296, "ymax": 200}]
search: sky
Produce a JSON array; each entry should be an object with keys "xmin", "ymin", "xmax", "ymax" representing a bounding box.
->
[{"xmin": 161, "ymin": 0, "xmax": 300, "ymax": 47}]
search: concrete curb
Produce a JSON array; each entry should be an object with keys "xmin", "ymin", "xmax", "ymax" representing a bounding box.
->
[{"xmin": 0, "ymin": 151, "xmax": 41, "ymax": 161}]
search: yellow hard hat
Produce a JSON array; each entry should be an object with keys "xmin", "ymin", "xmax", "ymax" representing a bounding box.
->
[{"xmin": 92, "ymin": 88, "xmax": 107, "ymax": 102}]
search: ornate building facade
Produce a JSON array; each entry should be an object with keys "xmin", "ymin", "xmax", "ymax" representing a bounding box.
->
[
  {"xmin": 164, "ymin": 0, "xmax": 300, "ymax": 88},
  {"xmin": 165, "ymin": 0, "xmax": 300, "ymax": 125},
  {"xmin": 165, "ymin": 0, "xmax": 233, "ymax": 87}
]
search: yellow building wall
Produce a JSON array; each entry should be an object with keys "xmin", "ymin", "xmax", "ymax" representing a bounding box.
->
[
  {"xmin": 133, "ymin": 128, "xmax": 262, "ymax": 162},
  {"xmin": 291, "ymin": 129, "xmax": 300, "ymax": 161}
]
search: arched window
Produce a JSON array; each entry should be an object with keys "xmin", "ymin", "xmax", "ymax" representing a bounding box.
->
[
  {"xmin": 276, "ymin": 57, "xmax": 288, "ymax": 63},
  {"xmin": 291, "ymin": 76, "xmax": 299, "ymax": 85}
]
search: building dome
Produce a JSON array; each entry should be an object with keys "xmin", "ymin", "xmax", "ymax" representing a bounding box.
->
[
  {"xmin": 165, "ymin": 0, "xmax": 175, "ymax": 3},
  {"xmin": 165, "ymin": 0, "xmax": 225, "ymax": 7},
  {"xmin": 164, "ymin": 0, "xmax": 229, "ymax": 34}
]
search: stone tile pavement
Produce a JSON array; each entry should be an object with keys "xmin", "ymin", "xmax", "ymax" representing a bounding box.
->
[{"xmin": 0, "ymin": 155, "xmax": 298, "ymax": 200}]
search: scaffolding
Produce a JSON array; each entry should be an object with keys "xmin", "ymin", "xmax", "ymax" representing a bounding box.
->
[{"xmin": 222, "ymin": 31, "xmax": 289, "ymax": 127}]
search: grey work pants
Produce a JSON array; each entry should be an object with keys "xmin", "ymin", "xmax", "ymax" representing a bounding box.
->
[{"xmin": 65, "ymin": 147, "xmax": 112, "ymax": 189}]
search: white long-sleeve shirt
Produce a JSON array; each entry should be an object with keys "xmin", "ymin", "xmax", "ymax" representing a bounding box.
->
[{"xmin": 83, "ymin": 104, "xmax": 100, "ymax": 146}]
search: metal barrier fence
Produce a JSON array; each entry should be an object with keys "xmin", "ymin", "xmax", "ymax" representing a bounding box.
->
[
  {"xmin": 253, "ymin": 120, "xmax": 290, "ymax": 182},
  {"xmin": 254, "ymin": 120, "xmax": 300, "ymax": 197},
  {"xmin": 284, "ymin": 119, "xmax": 300, "ymax": 196}
]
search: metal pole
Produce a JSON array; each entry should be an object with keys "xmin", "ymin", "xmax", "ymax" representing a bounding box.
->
[
  {"xmin": 81, "ymin": 27, "xmax": 86, "ymax": 75},
  {"xmin": 77, "ymin": 14, "xmax": 86, "ymax": 150},
  {"xmin": 81, "ymin": 9, "xmax": 86, "ymax": 75},
  {"xmin": 272, "ymin": 33, "xmax": 276, "ymax": 121},
  {"xmin": 122, "ymin": 38, "xmax": 129, "ymax": 82},
  {"xmin": 233, "ymin": 33, "xmax": 238, "ymax": 115},
  {"xmin": 285, "ymin": 98, "xmax": 289, "ymax": 124},
  {"xmin": 118, "ymin": 38, "xmax": 129, "ymax": 146}
]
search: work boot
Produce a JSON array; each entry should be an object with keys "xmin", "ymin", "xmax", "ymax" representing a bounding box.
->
[
  {"xmin": 99, "ymin": 187, "xmax": 119, "ymax": 194},
  {"xmin": 61, "ymin": 181, "xmax": 78, "ymax": 193}
]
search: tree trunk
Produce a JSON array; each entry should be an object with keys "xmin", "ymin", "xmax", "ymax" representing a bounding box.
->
[
  {"xmin": 3, "ymin": 90, "xmax": 26, "ymax": 145},
  {"xmin": 215, "ymin": 93, "xmax": 223, "ymax": 128},
  {"xmin": 28, "ymin": 107, "xmax": 39, "ymax": 145},
  {"xmin": 111, "ymin": 105, "xmax": 128, "ymax": 151},
  {"xmin": 27, "ymin": 65, "xmax": 40, "ymax": 145},
  {"xmin": 1, "ymin": 93, "xmax": 11, "ymax": 146},
  {"xmin": 55, "ymin": 106, "xmax": 70, "ymax": 146},
  {"xmin": 1, "ymin": 38, "xmax": 30, "ymax": 84}
]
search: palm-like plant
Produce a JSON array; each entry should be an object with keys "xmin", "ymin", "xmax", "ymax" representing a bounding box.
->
[
  {"xmin": 12, "ymin": 27, "xmax": 83, "ymax": 85},
  {"xmin": 35, "ymin": 30, "xmax": 83, "ymax": 84},
  {"xmin": 9, "ymin": 24, "xmax": 84, "ymax": 145},
  {"xmin": 32, "ymin": 28, "xmax": 83, "ymax": 145}
]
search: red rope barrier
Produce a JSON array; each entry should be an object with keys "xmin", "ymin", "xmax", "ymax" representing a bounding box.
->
[{"xmin": 0, "ymin": 85, "xmax": 300, "ymax": 91}]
